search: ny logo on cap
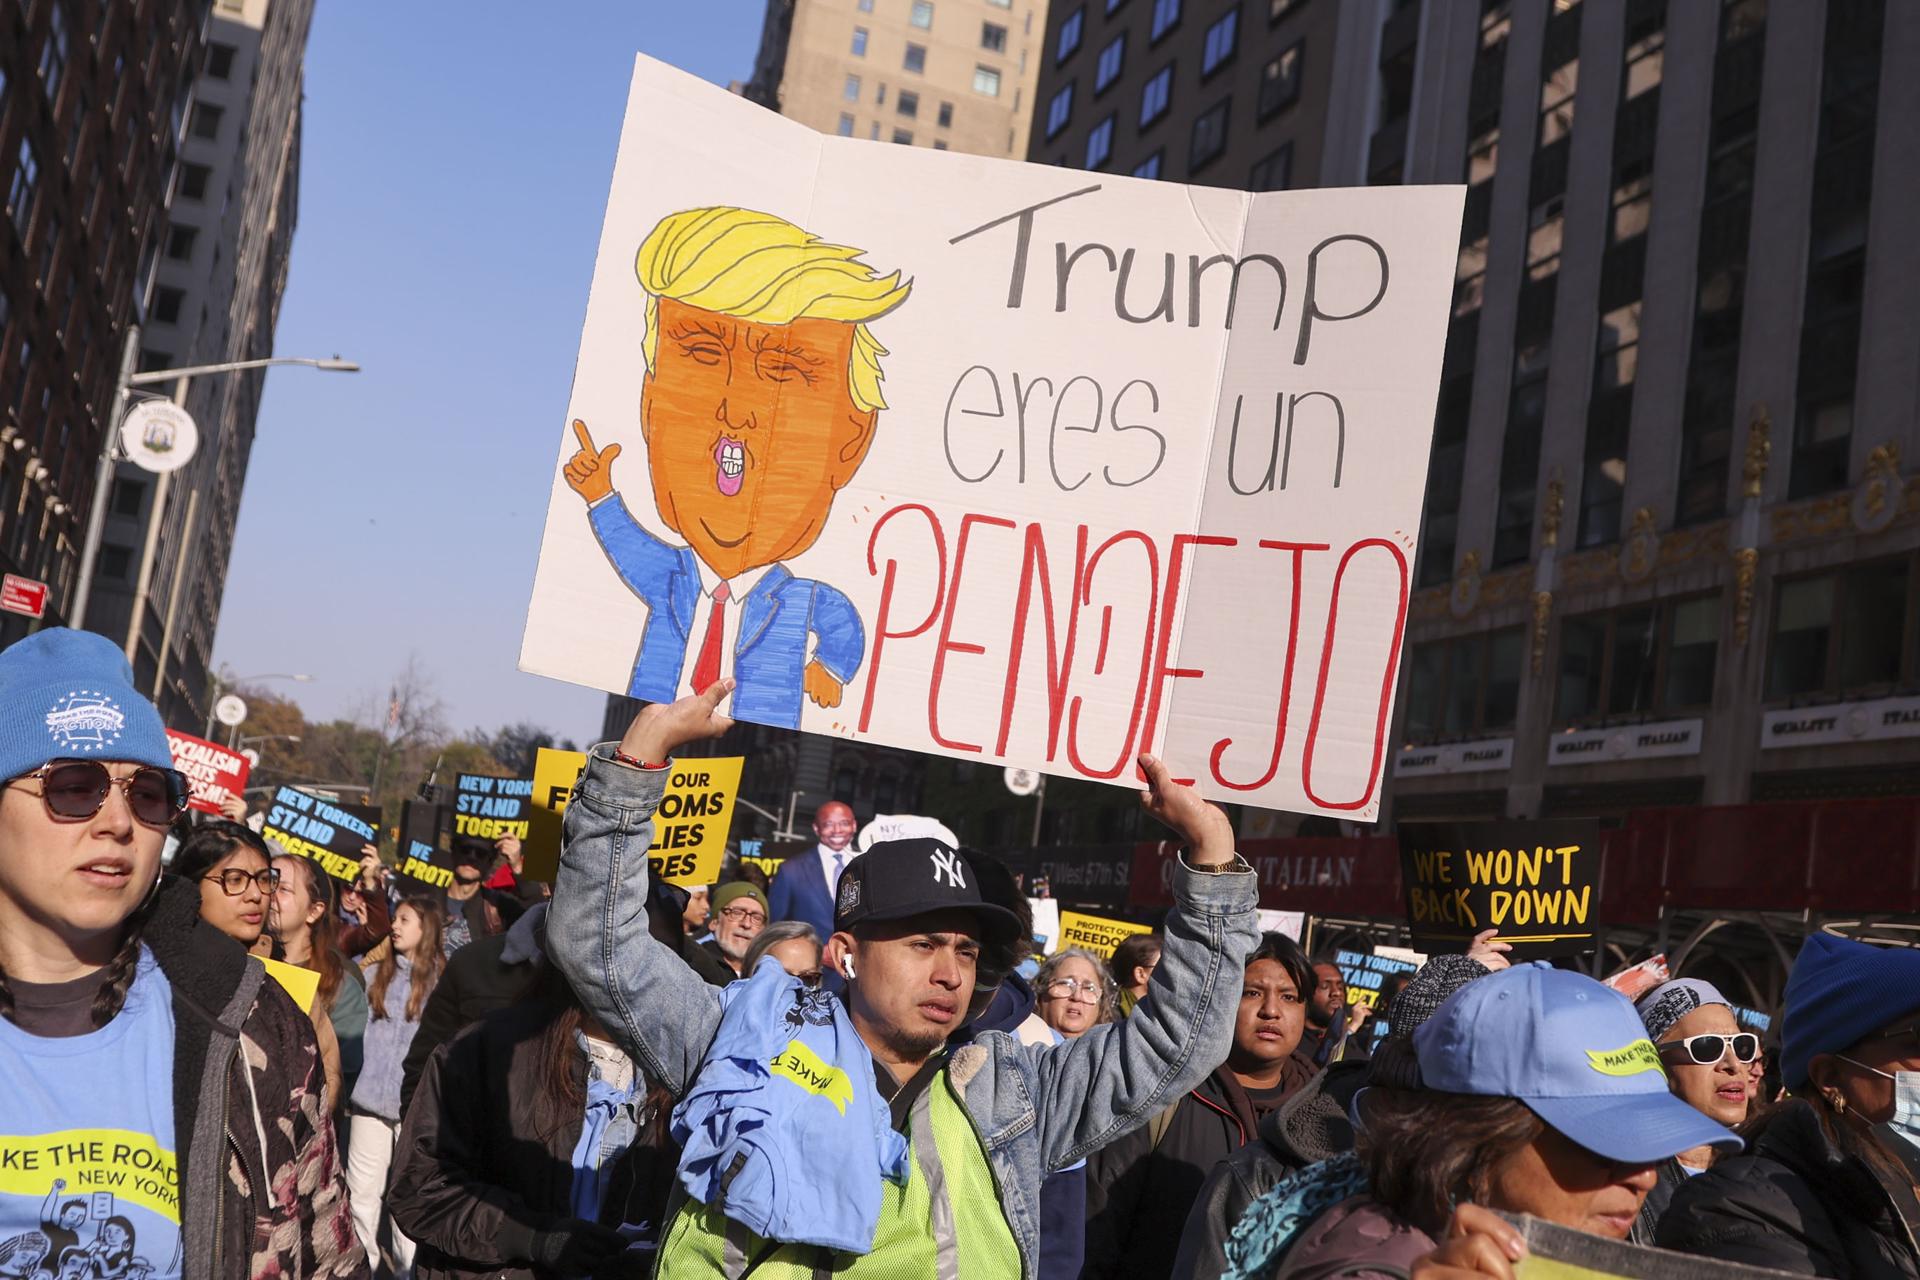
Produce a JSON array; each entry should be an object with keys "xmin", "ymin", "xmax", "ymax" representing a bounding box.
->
[{"xmin": 930, "ymin": 847, "xmax": 966, "ymax": 890}]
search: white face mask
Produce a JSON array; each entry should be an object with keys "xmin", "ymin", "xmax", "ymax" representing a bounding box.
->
[{"xmin": 1838, "ymin": 1056, "xmax": 1920, "ymax": 1149}]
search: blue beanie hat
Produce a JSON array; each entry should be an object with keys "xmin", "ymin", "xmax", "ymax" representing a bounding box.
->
[
  {"xmin": 0, "ymin": 628, "xmax": 173, "ymax": 781},
  {"xmin": 1781, "ymin": 932, "xmax": 1920, "ymax": 1090}
]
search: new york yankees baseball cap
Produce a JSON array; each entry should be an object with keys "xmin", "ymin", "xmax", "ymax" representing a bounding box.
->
[{"xmin": 834, "ymin": 837, "xmax": 1023, "ymax": 948}]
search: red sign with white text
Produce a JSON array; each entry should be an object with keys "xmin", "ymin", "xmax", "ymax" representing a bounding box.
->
[
  {"xmin": 166, "ymin": 729, "xmax": 252, "ymax": 815},
  {"xmin": 0, "ymin": 574, "xmax": 48, "ymax": 618}
]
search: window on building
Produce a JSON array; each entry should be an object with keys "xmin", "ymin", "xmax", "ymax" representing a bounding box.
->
[
  {"xmin": 206, "ymin": 41, "xmax": 237, "ymax": 80},
  {"xmin": 1767, "ymin": 561, "xmax": 1912, "ymax": 700},
  {"xmin": 1086, "ymin": 114, "xmax": 1115, "ymax": 168},
  {"xmin": 1256, "ymin": 41, "xmax": 1302, "ymax": 119},
  {"xmin": 1526, "ymin": 197, "xmax": 1564, "ymax": 281},
  {"xmin": 165, "ymin": 224, "xmax": 197, "ymax": 261},
  {"xmin": 838, "ymin": 112, "xmax": 856, "ymax": 136},
  {"xmin": 1611, "ymin": 164, "xmax": 1651, "ymax": 244},
  {"xmin": 40, "ymin": 3, "xmax": 69, "ymax": 105},
  {"xmin": 1132, "ymin": 149, "xmax": 1164, "ymax": 179},
  {"xmin": 1096, "ymin": 33, "xmax": 1126, "ymax": 92},
  {"xmin": 1202, "ymin": 9, "xmax": 1239, "ymax": 77},
  {"xmin": 911, "ymin": 0, "xmax": 934, "ymax": 28},
  {"xmin": 1045, "ymin": 82, "xmax": 1074, "ymax": 139},
  {"xmin": 1139, "ymin": 64, "xmax": 1173, "ymax": 128},
  {"xmin": 153, "ymin": 286, "xmax": 185, "ymax": 325},
  {"xmin": 870, "ymin": 120, "xmax": 881, "ymax": 139},
  {"xmin": 934, "ymin": 139, "xmax": 948, "ymax": 150},
  {"xmin": 1557, "ymin": 596, "xmax": 1721, "ymax": 723},
  {"xmin": 845, "ymin": 73, "xmax": 862, "ymax": 101},
  {"xmin": 852, "ymin": 26, "xmax": 869, "ymax": 56},
  {"xmin": 898, "ymin": 89, "xmax": 919, "ymax": 117},
  {"xmin": 1248, "ymin": 142, "xmax": 1290, "ymax": 191},
  {"xmin": 109, "ymin": 477, "xmax": 145, "ymax": 518},
  {"xmin": 1151, "ymin": 0, "xmax": 1183, "ymax": 42},
  {"xmin": 98, "ymin": 545, "xmax": 132, "ymax": 581},
  {"xmin": 1402, "ymin": 627, "xmax": 1525, "ymax": 740},
  {"xmin": 1189, "ymin": 97, "xmax": 1229, "ymax": 170},
  {"xmin": 7, "ymin": 139, "xmax": 39, "ymax": 239},
  {"xmin": 1623, "ymin": 26, "xmax": 1663, "ymax": 99},
  {"xmin": 1495, "ymin": 345, "xmax": 1548, "ymax": 567},
  {"xmin": 1538, "ymin": 57, "xmax": 1577, "ymax": 145},
  {"xmin": 904, "ymin": 43, "xmax": 927, "ymax": 73},
  {"xmin": 177, "ymin": 161, "xmax": 211, "ymax": 201},
  {"xmin": 938, "ymin": 100, "xmax": 954, "ymax": 127},
  {"xmin": 982, "ymin": 21, "xmax": 1008, "ymax": 51},
  {"xmin": 189, "ymin": 101, "xmax": 223, "ymax": 140},
  {"xmin": 1058, "ymin": 7, "xmax": 1085, "ymax": 62},
  {"xmin": 973, "ymin": 64, "xmax": 1002, "ymax": 96},
  {"xmin": 893, "ymin": 128, "xmax": 914, "ymax": 144},
  {"xmin": 858, "ymin": 0, "xmax": 874, "ymax": 9},
  {"xmin": 876, "ymin": 82, "xmax": 887, "ymax": 104}
]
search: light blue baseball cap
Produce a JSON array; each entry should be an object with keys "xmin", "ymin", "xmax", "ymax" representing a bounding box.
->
[{"xmin": 1412, "ymin": 962, "xmax": 1743, "ymax": 1165}]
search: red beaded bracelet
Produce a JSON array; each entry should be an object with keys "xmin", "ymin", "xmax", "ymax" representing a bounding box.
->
[{"xmin": 611, "ymin": 749, "xmax": 668, "ymax": 771}]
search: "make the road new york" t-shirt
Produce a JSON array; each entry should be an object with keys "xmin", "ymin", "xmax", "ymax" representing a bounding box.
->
[{"xmin": 0, "ymin": 947, "xmax": 180, "ymax": 1280}]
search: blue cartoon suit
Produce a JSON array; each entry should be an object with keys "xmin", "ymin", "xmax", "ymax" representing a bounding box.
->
[{"xmin": 587, "ymin": 496, "xmax": 865, "ymax": 729}]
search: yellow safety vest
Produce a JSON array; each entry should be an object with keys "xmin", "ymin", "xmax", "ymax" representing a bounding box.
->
[{"xmin": 658, "ymin": 1066, "xmax": 1021, "ymax": 1278}]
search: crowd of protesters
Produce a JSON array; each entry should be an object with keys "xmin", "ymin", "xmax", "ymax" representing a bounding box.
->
[{"xmin": 6, "ymin": 629, "xmax": 1920, "ymax": 1279}]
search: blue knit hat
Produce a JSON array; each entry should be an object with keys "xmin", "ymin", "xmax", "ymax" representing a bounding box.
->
[
  {"xmin": 1781, "ymin": 932, "xmax": 1920, "ymax": 1090},
  {"xmin": 0, "ymin": 628, "xmax": 173, "ymax": 781}
]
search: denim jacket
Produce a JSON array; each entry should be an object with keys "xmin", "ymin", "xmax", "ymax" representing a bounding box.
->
[{"xmin": 551, "ymin": 746, "xmax": 1260, "ymax": 1279}]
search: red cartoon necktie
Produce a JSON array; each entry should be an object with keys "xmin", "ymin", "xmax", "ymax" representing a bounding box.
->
[{"xmin": 691, "ymin": 582, "xmax": 732, "ymax": 693}]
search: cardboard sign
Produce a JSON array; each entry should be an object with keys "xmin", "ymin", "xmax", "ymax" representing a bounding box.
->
[
  {"xmin": 518, "ymin": 55, "xmax": 1464, "ymax": 822},
  {"xmin": 259, "ymin": 786, "xmax": 381, "ymax": 884},
  {"xmin": 1336, "ymin": 947, "xmax": 1422, "ymax": 1009},
  {"xmin": 1505, "ymin": 1211, "xmax": 1796, "ymax": 1279},
  {"xmin": 397, "ymin": 800, "xmax": 455, "ymax": 892},
  {"xmin": 521, "ymin": 746, "xmax": 742, "ymax": 887},
  {"xmin": 1057, "ymin": 909, "xmax": 1152, "ymax": 959},
  {"xmin": 452, "ymin": 773, "xmax": 533, "ymax": 841},
  {"xmin": 258, "ymin": 956, "xmax": 320, "ymax": 1013},
  {"xmin": 165, "ymin": 729, "xmax": 251, "ymax": 815},
  {"xmin": 1399, "ymin": 821, "xmax": 1602, "ymax": 960}
]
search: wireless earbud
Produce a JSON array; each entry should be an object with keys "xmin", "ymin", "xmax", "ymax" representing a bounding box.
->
[{"xmin": 842, "ymin": 954, "xmax": 856, "ymax": 981}]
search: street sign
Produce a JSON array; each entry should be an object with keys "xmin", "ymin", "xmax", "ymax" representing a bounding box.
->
[
  {"xmin": 1003, "ymin": 767, "xmax": 1041, "ymax": 797},
  {"xmin": 0, "ymin": 574, "xmax": 48, "ymax": 618},
  {"xmin": 213, "ymin": 693, "xmax": 249, "ymax": 727},
  {"xmin": 120, "ymin": 401, "xmax": 200, "ymax": 473}
]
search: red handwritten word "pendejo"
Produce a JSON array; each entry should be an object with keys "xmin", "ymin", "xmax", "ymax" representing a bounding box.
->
[{"xmin": 857, "ymin": 505, "xmax": 1408, "ymax": 810}]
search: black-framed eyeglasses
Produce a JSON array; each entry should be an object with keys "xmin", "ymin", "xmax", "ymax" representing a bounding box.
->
[
  {"xmin": 718, "ymin": 905, "xmax": 767, "ymax": 926},
  {"xmin": 202, "ymin": 867, "xmax": 280, "ymax": 896},
  {"xmin": 8, "ymin": 760, "xmax": 189, "ymax": 828},
  {"xmin": 1660, "ymin": 1032, "xmax": 1761, "ymax": 1066}
]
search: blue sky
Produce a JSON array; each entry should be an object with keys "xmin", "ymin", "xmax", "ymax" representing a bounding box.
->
[{"xmin": 214, "ymin": 2, "xmax": 765, "ymax": 739}]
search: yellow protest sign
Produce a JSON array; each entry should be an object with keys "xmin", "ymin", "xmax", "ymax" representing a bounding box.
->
[
  {"xmin": 521, "ymin": 747, "xmax": 742, "ymax": 888},
  {"xmin": 1057, "ymin": 910, "xmax": 1152, "ymax": 960},
  {"xmin": 259, "ymin": 956, "xmax": 320, "ymax": 1013}
]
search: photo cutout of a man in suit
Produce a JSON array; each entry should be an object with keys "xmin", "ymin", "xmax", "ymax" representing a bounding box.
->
[{"xmin": 564, "ymin": 207, "xmax": 911, "ymax": 729}]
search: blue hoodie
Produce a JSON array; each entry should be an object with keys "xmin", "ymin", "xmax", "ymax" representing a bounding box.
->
[{"xmin": 669, "ymin": 958, "xmax": 911, "ymax": 1253}]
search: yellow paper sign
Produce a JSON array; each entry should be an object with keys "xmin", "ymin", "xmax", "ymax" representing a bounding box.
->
[
  {"xmin": 521, "ymin": 747, "xmax": 742, "ymax": 888},
  {"xmin": 259, "ymin": 956, "xmax": 320, "ymax": 1013},
  {"xmin": 1057, "ymin": 910, "xmax": 1152, "ymax": 960}
]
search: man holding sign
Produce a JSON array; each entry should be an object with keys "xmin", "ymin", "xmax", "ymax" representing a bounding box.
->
[
  {"xmin": 561, "ymin": 208, "xmax": 910, "ymax": 729},
  {"xmin": 551, "ymin": 681, "xmax": 1257, "ymax": 1277}
]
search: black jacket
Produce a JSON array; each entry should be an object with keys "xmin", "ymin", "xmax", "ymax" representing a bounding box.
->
[
  {"xmin": 1628, "ymin": 1157, "xmax": 1687, "ymax": 1246},
  {"xmin": 399, "ymin": 914, "xmax": 542, "ymax": 1114},
  {"xmin": 388, "ymin": 997, "xmax": 678, "ymax": 1280},
  {"xmin": 1657, "ymin": 1100, "xmax": 1920, "ymax": 1278},
  {"xmin": 1084, "ymin": 1053, "xmax": 1317, "ymax": 1280}
]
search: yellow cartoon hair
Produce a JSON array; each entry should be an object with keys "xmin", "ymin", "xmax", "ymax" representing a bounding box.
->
[{"xmin": 635, "ymin": 207, "xmax": 912, "ymax": 413}]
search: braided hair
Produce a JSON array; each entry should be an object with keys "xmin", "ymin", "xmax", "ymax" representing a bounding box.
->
[{"xmin": 0, "ymin": 865, "xmax": 160, "ymax": 1030}]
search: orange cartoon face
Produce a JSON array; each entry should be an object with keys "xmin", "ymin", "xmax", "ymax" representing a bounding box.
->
[{"xmin": 641, "ymin": 297, "xmax": 879, "ymax": 580}]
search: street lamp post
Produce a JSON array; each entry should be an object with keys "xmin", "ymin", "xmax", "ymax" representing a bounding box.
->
[{"xmin": 68, "ymin": 324, "xmax": 359, "ymax": 630}]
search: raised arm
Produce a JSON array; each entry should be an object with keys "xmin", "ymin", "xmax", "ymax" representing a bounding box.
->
[
  {"xmin": 548, "ymin": 683, "xmax": 737, "ymax": 1097},
  {"xmin": 1027, "ymin": 755, "xmax": 1259, "ymax": 1170}
]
